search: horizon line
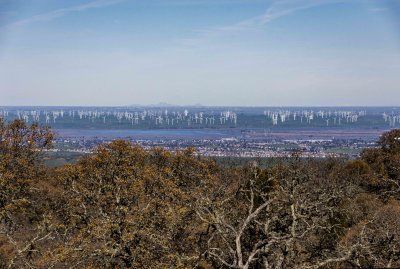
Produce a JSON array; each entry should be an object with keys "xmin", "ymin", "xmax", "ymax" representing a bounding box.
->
[{"xmin": 1, "ymin": 105, "xmax": 400, "ymax": 108}]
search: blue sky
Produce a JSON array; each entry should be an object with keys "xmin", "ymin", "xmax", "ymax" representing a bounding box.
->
[{"xmin": 0, "ymin": 0, "xmax": 399, "ymax": 106}]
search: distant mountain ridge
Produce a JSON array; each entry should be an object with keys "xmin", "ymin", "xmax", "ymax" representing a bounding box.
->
[{"xmin": 128, "ymin": 102, "xmax": 204, "ymax": 107}]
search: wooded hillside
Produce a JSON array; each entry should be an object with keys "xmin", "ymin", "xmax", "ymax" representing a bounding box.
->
[{"xmin": 1, "ymin": 119, "xmax": 399, "ymax": 268}]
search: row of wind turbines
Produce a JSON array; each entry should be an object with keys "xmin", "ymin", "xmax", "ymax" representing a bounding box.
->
[
  {"xmin": 0, "ymin": 108, "xmax": 398, "ymax": 127},
  {"xmin": 0, "ymin": 109, "xmax": 238, "ymax": 127},
  {"xmin": 383, "ymin": 113, "xmax": 400, "ymax": 127},
  {"xmin": 264, "ymin": 109, "xmax": 366, "ymax": 126}
]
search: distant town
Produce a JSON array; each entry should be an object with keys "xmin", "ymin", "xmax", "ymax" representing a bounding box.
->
[{"xmin": 1, "ymin": 106, "xmax": 399, "ymax": 160}]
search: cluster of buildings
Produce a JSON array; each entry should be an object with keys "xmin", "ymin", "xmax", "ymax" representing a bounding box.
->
[{"xmin": 53, "ymin": 134, "xmax": 376, "ymax": 159}]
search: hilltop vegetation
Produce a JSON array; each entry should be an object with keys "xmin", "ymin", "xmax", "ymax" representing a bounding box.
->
[{"xmin": 0, "ymin": 119, "xmax": 399, "ymax": 268}]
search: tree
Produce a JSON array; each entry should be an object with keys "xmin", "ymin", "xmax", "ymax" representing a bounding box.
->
[
  {"xmin": 340, "ymin": 199, "xmax": 400, "ymax": 268},
  {"xmin": 1, "ymin": 121, "xmax": 399, "ymax": 268},
  {"xmin": 48, "ymin": 141, "xmax": 221, "ymax": 268},
  {"xmin": 361, "ymin": 129, "xmax": 400, "ymax": 199},
  {"xmin": 0, "ymin": 119, "xmax": 54, "ymax": 268},
  {"xmin": 196, "ymin": 157, "xmax": 355, "ymax": 269},
  {"xmin": 378, "ymin": 129, "xmax": 400, "ymax": 153}
]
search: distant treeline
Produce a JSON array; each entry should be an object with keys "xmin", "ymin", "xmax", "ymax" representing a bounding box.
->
[{"xmin": 0, "ymin": 118, "xmax": 399, "ymax": 268}]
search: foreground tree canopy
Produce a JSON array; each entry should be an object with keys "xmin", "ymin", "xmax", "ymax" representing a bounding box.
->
[{"xmin": 0, "ymin": 119, "xmax": 399, "ymax": 268}]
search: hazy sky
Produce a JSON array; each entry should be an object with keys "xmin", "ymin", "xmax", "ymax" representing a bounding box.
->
[{"xmin": 0, "ymin": 0, "xmax": 400, "ymax": 106}]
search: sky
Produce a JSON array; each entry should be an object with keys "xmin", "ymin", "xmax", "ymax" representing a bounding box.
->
[{"xmin": 0, "ymin": 0, "xmax": 400, "ymax": 106}]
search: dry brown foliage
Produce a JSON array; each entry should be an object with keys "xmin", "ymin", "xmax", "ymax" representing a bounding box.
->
[{"xmin": 0, "ymin": 119, "xmax": 399, "ymax": 269}]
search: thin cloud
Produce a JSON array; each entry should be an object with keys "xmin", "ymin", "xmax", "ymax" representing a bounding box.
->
[
  {"xmin": 150, "ymin": 0, "xmax": 266, "ymax": 6},
  {"xmin": 259, "ymin": 0, "xmax": 344, "ymax": 24},
  {"xmin": 369, "ymin": 7, "xmax": 388, "ymax": 13},
  {"xmin": 1, "ymin": 0, "xmax": 124, "ymax": 29},
  {"xmin": 176, "ymin": 0, "xmax": 345, "ymax": 47}
]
